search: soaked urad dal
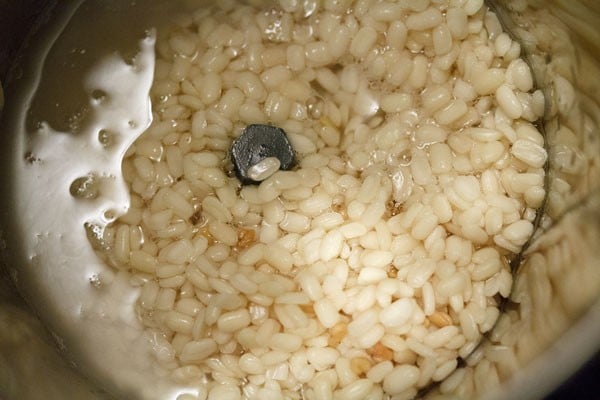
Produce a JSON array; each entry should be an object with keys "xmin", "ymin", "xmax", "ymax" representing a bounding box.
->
[{"xmin": 98, "ymin": 0, "xmax": 548, "ymax": 398}]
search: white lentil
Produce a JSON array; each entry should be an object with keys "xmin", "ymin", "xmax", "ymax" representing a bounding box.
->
[{"xmin": 102, "ymin": 2, "xmax": 548, "ymax": 398}]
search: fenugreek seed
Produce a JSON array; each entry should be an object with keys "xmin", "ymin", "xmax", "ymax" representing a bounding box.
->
[
  {"xmin": 328, "ymin": 322, "xmax": 348, "ymax": 347},
  {"xmin": 429, "ymin": 311, "xmax": 454, "ymax": 328},
  {"xmin": 237, "ymin": 228, "xmax": 256, "ymax": 248},
  {"xmin": 350, "ymin": 357, "xmax": 373, "ymax": 376},
  {"xmin": 367, "ymin": 342, "xmax": 394, "ymax": 362}
]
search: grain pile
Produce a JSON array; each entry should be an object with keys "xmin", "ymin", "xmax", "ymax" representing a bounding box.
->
[
  {"xmin": 100, "ymin": 0, "xmax": 547, "ymax": 398},
  {"xmin": 422, "ymin": 2, "xmax": 600, "ymax": 397}
]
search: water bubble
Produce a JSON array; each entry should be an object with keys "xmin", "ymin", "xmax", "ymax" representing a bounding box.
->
[
  {"xmin": 70, "ymin": 175, "xmax": 99, "ymax": 199},
  {"xmin": 122, "ymin": 51, "xmax": 138, "ymax": 66},
  {"xmin": 70, "ymin": 47, "xmax": 86, "ymax": 55},
  {"xmin": 391, "ymin": 149, "xmax": 412, "ymax": 167},
  {"xmin": 66, "ymin": 107, "xmax": 88, "ymax": 133},
  {"xmin": 307, "ymin": 97, "xmax": 324, "ymax": 119},
  {"xmin": 24, "ymin": 151, "xmax": 41, "ymax": 164},
  {"xmin": 103, "ymin": 209, "xmax": 117, "ymax": 222},
  {"xmin": 84, "ymin": 222, "xmax": 108, "ymax": 251},
  {"xmin": 98, "ymin": 129, "xmax": 116, "ymax": 147},
  {"xmin": 91, "ymin": 89, "xmax": 108, "ymax": 102},
  {"xmin": 89, "ymin": 274, "xmax": 102, "ymax": 288}
]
